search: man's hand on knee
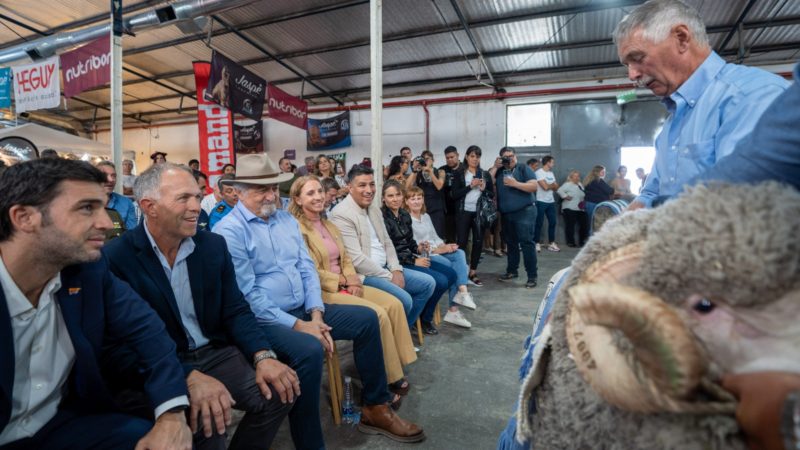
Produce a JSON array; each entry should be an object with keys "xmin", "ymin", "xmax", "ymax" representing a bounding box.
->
[
  {"xmin": 255, "ymin": 357, "xmax": 301, "ymax": 404},
  {"xmin": 186, "ymin": 370, "xmax": 235, "ymax": 438},
  {"xmin": 135, "ymin": 411, "xmax": 192, "ymax": 450}
]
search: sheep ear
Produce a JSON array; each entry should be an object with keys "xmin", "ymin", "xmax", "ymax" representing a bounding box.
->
[
  {"xmin": 566, "ymin": 282, "xmax": 708, "ymax": 413},
  {"xmin": 581, "ymin": 242, "xmax": 644, "ymax": 283}
]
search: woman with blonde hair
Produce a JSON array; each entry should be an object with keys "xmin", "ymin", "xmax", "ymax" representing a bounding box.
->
[
  {"xmin": 289, "ymin": 175, "xmax": 416, "ymax": 403},
  {"xmin": 557, "ymin": 170, "xmax": 588, "ymax": 247}
]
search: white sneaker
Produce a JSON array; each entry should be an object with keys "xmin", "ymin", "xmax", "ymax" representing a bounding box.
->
[
  {"xmin": 536, "ymin": 243, "xmax": 541, "ymax": 253},
  {"xmin": 453, "ymin": 292, "xmax": 476, "ymax": 310},
  {"xmin": 414, "ymin": 346, "xmax": 420, "ymax": 353},
  {"xmin": 547, "ymin": 243, "xmax": 561, "ymax": 252},
  {"xmin": 444, "ymin": 310, "xmax": 472, "ymax": 328}
]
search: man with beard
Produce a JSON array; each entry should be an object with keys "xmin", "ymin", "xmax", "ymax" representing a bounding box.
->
[
  {"xmin": 614, "ymin": 0, "xmax": 788, "ymax": 210},
  {"xmin": 215, "ymin": 154, "xmax": 425, "ymax": 447},
  {"xmin": 0, "ymin": 158, "xmax": 191, "ymax": 449}
]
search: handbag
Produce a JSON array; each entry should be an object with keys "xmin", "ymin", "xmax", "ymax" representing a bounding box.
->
[{"xmin": 476, "ymin": 192, "xmax": 498, "ymax": 229}]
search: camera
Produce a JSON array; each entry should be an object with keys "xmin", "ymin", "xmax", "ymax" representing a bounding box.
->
[
  {"xmin": 413, "ymin": 156, "xmax": 427, "ymax": 172},
  {"xmin": 501, "ymin": 156, "xmax": 513, "ymax": 167}
]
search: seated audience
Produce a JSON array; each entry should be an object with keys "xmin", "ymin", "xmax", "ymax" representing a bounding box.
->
[
  {"xmin": 557, "ymin": 170, "xmax": 588, "ymax": 247},
  {"xmin": 382, "ymin": 180, "xmax": 457, "ymax": 334},
  {"xmin": 103, "ymin": 163, "xmax": 294, "ymax": 450},
  {"xmin": 405, "ymin": 185, "xmax": 476, "ymax": 328},
  {"xmin": 188, "ymin": 159, "xmax": 200, "ymax": 171},
  {"xmin": 190, "ymin": 170, "xmax": 210, "ymax": 231},
  {"xmin": 333, "ymin": 159, "xmax": 348, "ymax": 190},
  {"xmin": 329, "ymin": 165, "xmax": 436, "ymax": 329},
  {"xmin": 208, "ymin": 174, "xmax": 238, "ymax": 230},
  {"xmin": 214, "ymin": 154, "xmax": 425, "ymax": 445},
  {"xmin": 0, "ymin": 158, "xmax": 191, "ymax": 449},
  {"xmin": 222, "ymin": 164, "xmax": 236, "ymax": 175},
  {"xmin": 450, "ymin": 145, "xmax": 493, "ymax": 286},
  {"xmin": 290, "ymin": 175, "xmax": 417, "ymax": 405},
  {"xmin": 96, "ymin": 160, "xmax": 138, "ymax": 231}
]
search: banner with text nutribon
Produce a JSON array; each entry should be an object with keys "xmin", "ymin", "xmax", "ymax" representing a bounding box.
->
[
  {"xmin": 205, "ymin": 51, "xmax": 266, "ymax": 121},
  {"xmin": 267, "ymin": 84, "xmax": 307, "ymax": 129},
  {"xmin": 60, "ymin": 36, "xmax": 111, "ymax": 98},
  {"xmin": 12, "ymin": 57, "xmax": 60, "ymax": 113},
  {"xmin": 193, "ymin": 61, "xmax": 234, "ymax": 191},
  {"xmin": 306, "ymin": 111, "xmax": 351, "ymax": 150}
]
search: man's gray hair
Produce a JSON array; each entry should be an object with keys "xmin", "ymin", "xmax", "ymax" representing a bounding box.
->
[
  {"xmin": 96, "ymin": 160, "xmax": 115, "ymax": 170},
  {"xmin": 613, "ymin": 0, "xmax": 709, "ymax": 49},
  {"xmin": 133, "ymin": 162, "xmax": 193, "ymax": 202}
]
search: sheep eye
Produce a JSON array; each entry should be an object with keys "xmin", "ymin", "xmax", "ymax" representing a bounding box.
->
[{"xmin": 693, "ymin": 298, "xmax": 715, "ymax": 314}]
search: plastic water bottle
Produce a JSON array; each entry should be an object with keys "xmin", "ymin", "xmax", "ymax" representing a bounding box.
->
[
  {"xmin": 420, "ymin": 241, "xmax": 430, "ymax": 259},
  {"xmin": 342, "ymin": 376, "xmax": 358, "ymax": 424}
]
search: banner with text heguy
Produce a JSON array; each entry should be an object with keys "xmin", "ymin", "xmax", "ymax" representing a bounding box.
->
[
  {"xmin": 193, "ymin": 61, "xmax": 234, "ymax": 191},
  {"xmin": 12, "ymin": 56, "xmax": 60, "ymax": 113},
  {"xmin": 60, "ymin": 36, "xmax": 111, "ymax": 98},
  {"xmin": 267, "ymin": 84, "xmax": 307, "ymax": 129}
]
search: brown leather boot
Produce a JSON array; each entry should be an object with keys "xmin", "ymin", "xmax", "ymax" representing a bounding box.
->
[{"xmin": 358, "ymin": 404, "xmax": 426, "ymax": 443}]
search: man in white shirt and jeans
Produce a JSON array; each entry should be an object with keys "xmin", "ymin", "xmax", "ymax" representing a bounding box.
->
[{"xmin": 534, "ymin": 156, "xmax": 560, "ymax": 252}]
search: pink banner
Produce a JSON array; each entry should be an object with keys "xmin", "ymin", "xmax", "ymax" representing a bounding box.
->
[
  {"xmin": 267, "ymin": 84, "xmax": 307, "ymax": 130},
  {"xmin": 60, "ymin": 37, "xmax": 111, "ymax": 98}
]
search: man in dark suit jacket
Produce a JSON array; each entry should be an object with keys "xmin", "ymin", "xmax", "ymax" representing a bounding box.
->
[
  {"xmin": 0, "ymin": 159, "xmax": 191, "ymax": 450},
  {"xmin": 103, "ymin": 162, "xmax": 298, "ymax": 450}
]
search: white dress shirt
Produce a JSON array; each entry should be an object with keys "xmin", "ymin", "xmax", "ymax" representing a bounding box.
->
[{"xmin": 0, "ymin": 256, "xmax": 74, "ymax": 445}]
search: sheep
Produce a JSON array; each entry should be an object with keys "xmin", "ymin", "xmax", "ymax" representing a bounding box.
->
[{"xmin": 516, "ymin": 182, "xmax": 800, "ymax": 450}]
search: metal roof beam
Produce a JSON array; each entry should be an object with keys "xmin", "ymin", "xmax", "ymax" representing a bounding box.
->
[{"xmin": 448, "ymin": 0, "xmax": 496, "ymax": 86}]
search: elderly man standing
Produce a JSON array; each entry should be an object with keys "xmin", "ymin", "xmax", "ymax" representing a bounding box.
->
[
  {"xmin": 102, "ymin": 163, "xmax": 296, "ymax": 450},
  {"xmin": 615, "ymin": 0, "xmax": 789, "ymax": 210},
  {"xmin": 0, "ymin": 159, "xmax": 191, "ymax": 449},
  {"xmin": 215, "ymin": 154, "xmax": 425, "ymax": 447}
]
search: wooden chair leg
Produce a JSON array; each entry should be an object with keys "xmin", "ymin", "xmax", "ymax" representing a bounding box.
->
[
  {"xmin": 325, "ymin": 345, "xmax": 342, "ymax": 425},
  {"xmin": 433, "ymin": 304, "xmax": 441, "ymax": 325},
  {"xmin": 416, "ymin": 317, "xmax": 424, "ymax": 345}
]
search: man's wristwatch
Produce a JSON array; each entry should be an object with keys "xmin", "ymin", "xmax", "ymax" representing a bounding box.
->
[{"xmin": 253, "ymin": 350, "xmax": 277, "ymax": 368}]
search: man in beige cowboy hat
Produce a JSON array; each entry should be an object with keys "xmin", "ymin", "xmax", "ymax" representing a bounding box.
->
[{"xmin": 214, "ymin": 154, "xmax": 426, "ymax": 447}]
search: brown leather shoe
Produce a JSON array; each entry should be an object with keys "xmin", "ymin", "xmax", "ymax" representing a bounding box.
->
[{"xmin": 358, "ymin": 404, "xmax": 426, "ymax": 443}]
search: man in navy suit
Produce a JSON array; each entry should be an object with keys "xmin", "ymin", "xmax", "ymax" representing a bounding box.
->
[
  {"xmin": 103, "ymin": 163, "xmax": 297, "ymax": 450},
  {"xmin": 0, "ymin": 159, "xmax": 191, "ymax": 449}
]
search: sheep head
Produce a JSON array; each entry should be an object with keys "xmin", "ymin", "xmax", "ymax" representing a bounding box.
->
[{"xmin": 564, "ymin": 182, "xmax": 800, "ymax": 414}]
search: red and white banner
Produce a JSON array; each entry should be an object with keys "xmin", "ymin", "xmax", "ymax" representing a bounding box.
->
[
  {"xmin": 193, "ymin": 62, "xmax": 234, "ymax": 191},
  {"xmin": 60, "ymin": 37, "xmax": 111, "ymax": 98},
  {"xmin": 267, "ymin": 84, "xmax": 307, "ymax": 130},
  {"xmin": 12, "ymin": 56, "xmax": 60, "ymax": 113}
]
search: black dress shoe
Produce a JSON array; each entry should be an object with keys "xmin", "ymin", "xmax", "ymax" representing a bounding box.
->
[
  {"xmin": 498, "ymin": 273, "xmax": 519, "ymax": 282},
  {"xmin": 421, "ymin": 321, "xmax": 439, "ymax": 335},
  {"xmin": 525, "ymin": 279, "xmax": 538, "ymax": 288}
]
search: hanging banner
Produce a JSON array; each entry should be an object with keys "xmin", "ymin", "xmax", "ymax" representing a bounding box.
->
[
  {"xmin": 60, "ymin": 36, "xmax": 111, "ymax": 98},
  {"xmin": 12, "ymin": 56, "xmax": 60, "ymax": 113},
  {"xmin": 205, "ymin": 51, "xmax": 266, "ymax": 121},
  {"xmin": 307, "ymin": 111, "xmax": 351, "ymax": 151},
  {"xmin": 0, "ymin": 68, "xmax": 11, "ymax": 108},
  {"xmin": 233, "ymin": 120, "xmax": 264, "ymax": 155},
  {"xmin": 193, "ymin": 61, "xmax": 235, "ymax": 190},
  {"xmin": 267, "ymin": 84, "xmax": 307, "ymax": 129}
]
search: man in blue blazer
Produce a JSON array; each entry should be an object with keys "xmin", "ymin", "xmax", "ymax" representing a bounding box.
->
[
  {"xmin": 103, "ymin": 163, "xmax": 298, "ymax": 450},
  {"xmin": 0, "ymin": 159, "xmax": 191, "ymax": 449}
]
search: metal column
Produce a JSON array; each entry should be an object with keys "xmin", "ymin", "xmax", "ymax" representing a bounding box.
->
[
  {"xmin": 110, "ymin": 0, "xmax": 123, "ymax": 194},
  {"xmin": 370, "ymin": 0, "xmax": 382, "ymax": 193}
]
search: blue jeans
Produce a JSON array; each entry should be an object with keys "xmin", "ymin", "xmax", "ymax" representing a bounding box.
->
[
  {"xmin": 502, "ymin": 205, "xmax": 538, "ymax": 282},
  {"xmin": 405, "ymin": 259, "xmax": 457, "ymax": 321},
  {"xmin": 363, "ymin": 268, "xmax": 436, "ymax": 326},
  {"xmin": 585, "ymin": 201, "xmax": 598, "ymax": 234},
  {"xmin": 534, "ymin": 201, "xmax": 557, "ymax": 243},
  {"xmin": 431, "ymin": 251, "xmax": 468, "ymax": 305},
  {"xmin": 259, "ymin": 304, "xmax": 389, "ymax": 450}
]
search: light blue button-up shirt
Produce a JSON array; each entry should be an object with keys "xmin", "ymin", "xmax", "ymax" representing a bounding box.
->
[
  {"xmin": 108, "ymin": 192, "xmax": 138, "ymax": 230},
  {"xmin": 636, "ymin": 51, "xmax": 789, "ymax": 207},
  {"xmin": 214, "ymin": 202, "xmax": 324, "ymax": 328},
  {"xmin": 143, "ymin": 222, "xmax": 209, "ymax": 350}
]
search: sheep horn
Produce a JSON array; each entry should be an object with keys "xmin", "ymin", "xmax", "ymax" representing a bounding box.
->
[
  {"xmin": 569, "ymin": 283, "xmax": 707, "ymax": 401},
  {"xmin": 581, "ymin": 242, "xmax": 644, "ymax": 283}
]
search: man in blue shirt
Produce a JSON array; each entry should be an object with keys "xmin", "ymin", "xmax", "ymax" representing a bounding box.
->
[
  {"xmin": 614, "ymin": 0, "xmax": 789, "ymax": 210},
  {"xmin": 208, "ymin": 174, "xmax": 238, "ymax": 230},
  {"xmin": 96, "ymin": 161, "xmax": 138, "ymax": 230},
  {"xmin": 495, "ymin": 147, "xmax": 539, "ymax": 288},
  {"xmin": 215, "ymin": 154, "xmax": 425, "ymax": 448}
]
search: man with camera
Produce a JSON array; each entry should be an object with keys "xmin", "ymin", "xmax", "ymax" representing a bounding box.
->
[{"xmin": 494, "ymin": 147, "xmax": 539, "ymax": 288}]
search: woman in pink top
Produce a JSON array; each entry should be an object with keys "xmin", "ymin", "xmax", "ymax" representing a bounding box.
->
[{"xmin": 289, "ymin": 175, "xmax": 417, "ymax": 403}]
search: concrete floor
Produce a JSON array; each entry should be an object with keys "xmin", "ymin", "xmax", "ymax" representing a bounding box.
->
[{"xmin": 264, "ymin": 245, "xmax": 580, "ymax": 449}]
